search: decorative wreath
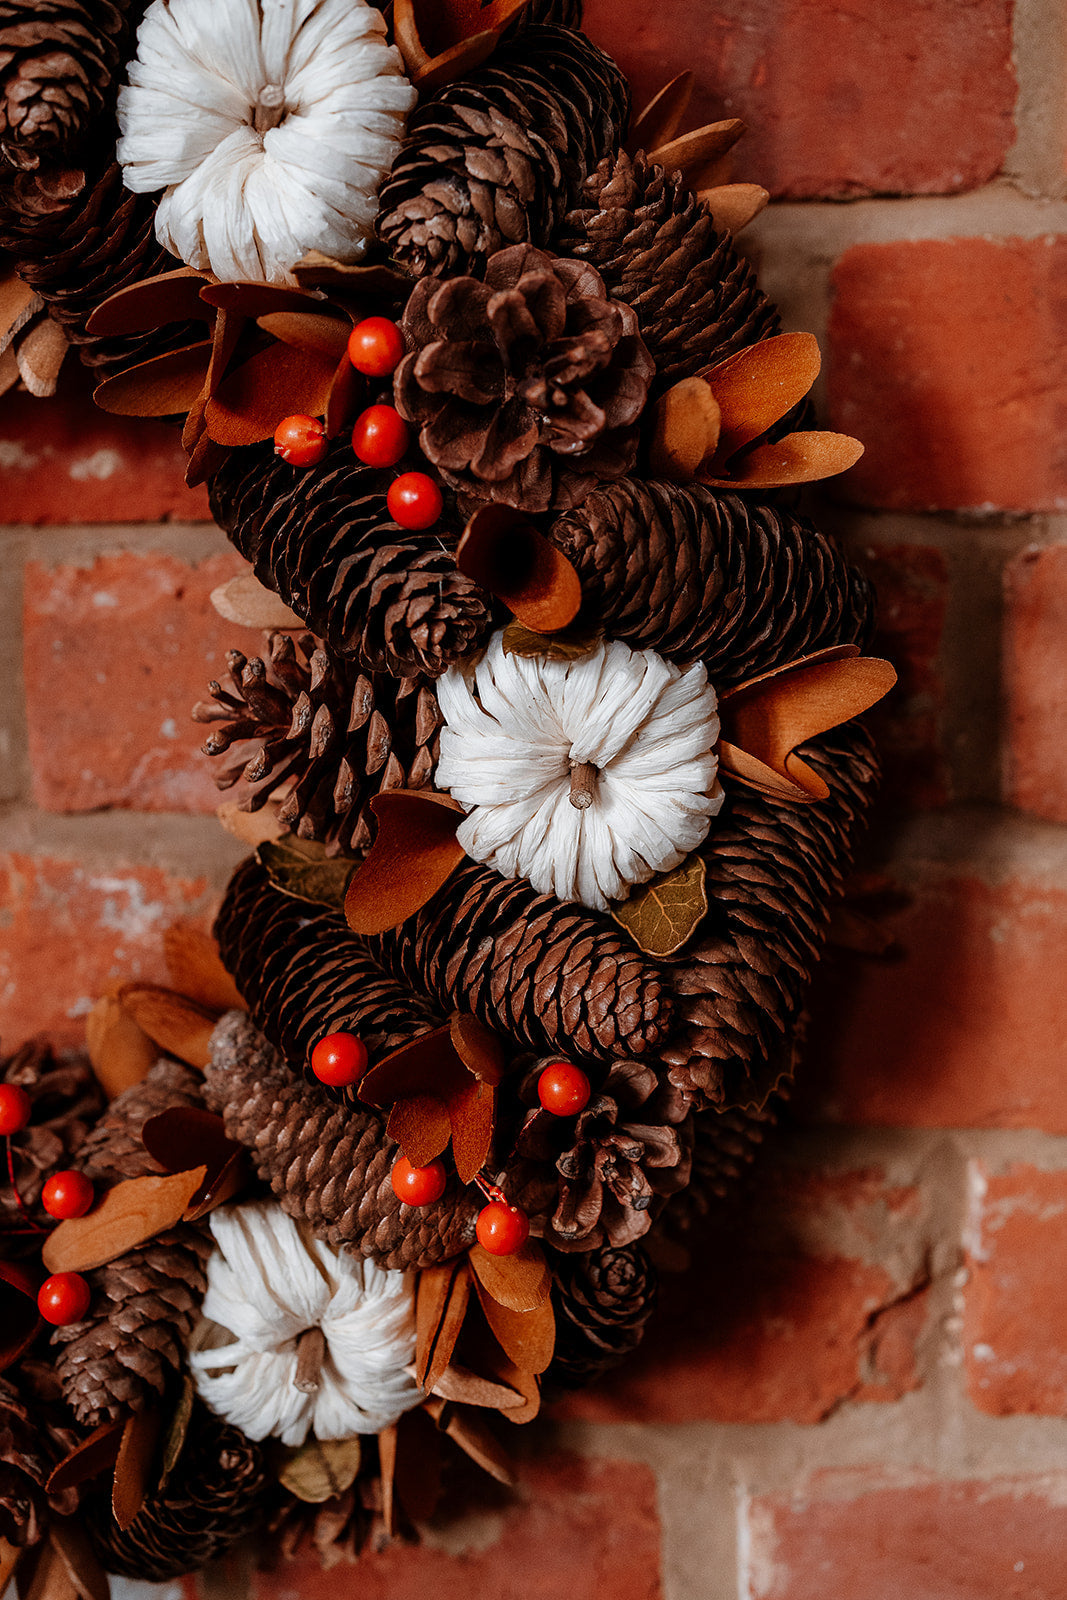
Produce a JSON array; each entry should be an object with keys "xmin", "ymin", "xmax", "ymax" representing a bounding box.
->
[{"xmin": 0, "ymin": 0, "xmax": 896, "ymax": 1585}]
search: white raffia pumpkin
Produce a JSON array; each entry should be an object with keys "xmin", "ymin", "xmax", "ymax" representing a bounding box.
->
[
  {"xmin": 117, "ymin": 0, "xmax": 416, "ymax": 284},
  {"xmin": 435, "ymin": 633, "xmax": 725, "ymax": 913},
  {"xmin": 187, "ymin": 1201, "xmax": 421, "ymax": 1446}
]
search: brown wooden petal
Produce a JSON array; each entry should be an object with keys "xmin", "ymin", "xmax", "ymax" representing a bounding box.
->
[
  {"xmin": 45, "ymin": 1421, "xmax": 123, "ymax": 1497},
  {"xmin": 0, "ymin": 271, "xmax": 42, "ymax": 353},
  {"xmin": 457, "ymin": 505, "xmax": 582, "ymax": 633},
  {"xmin": 449, "ymin": 1013, "xmax": 506, "ymax": 1086},
  {"xmin": 84, "ymin": 994, "xmax": 157, "ymax": 1100},
  {"xmin": 210, "ymin": 573, "xmax": 305, "ymax": 631},
  {"xmin": 706, "ymin": 430, "xmax": 865, "ymax": 489},
  {"xmin": 627, "ymin": 71, "xmax": 694, "ymax": 156},
  {"xmin": 430, "ymin": 1402, "xmax": 515, "ymax": 1485},
  {"xmin": 163, "ymin": 924, "xmax": 245, "ymax": 1014},
  {"xmin": 17, "ymin": 318, "xmax": 68, "ymax": 398},
  {"xmin": 473, "ymin": 1278, "xmax": 555, "ymax": 1375},
  {"xmin": 386, "ymin": 1094, "xmax": 452, "ymax": 1167},
  {"xmin": 650, "ymin": 119, "xmax": 746, "ymax": 188},
  {"xmin": 697, "ymin": 182, "xmax": 769, "ymax": 233},
  {"xmin": 141, "ymin": 1107, "xmax": 247, "ymax": 1219},
  {"xmin": 93, "ymin": 342, "xmax": 212, "ymax": 417},
  {"xmin": 256, "ymin": 310, "xmax": 352, "ymax": 359},
  {"xmin": 41, "ymin": 1168, "xmax": 207, "ymax": 1274},
  {"xmin": 198, "ymin": 282, "xmax": 316, "ymax": 318},
  {"xmin": 704, "ymin": 332, "xmax": 822, "ymax": 461},
  {"xmin": 112, "ymin": 1408, "xmax": 161, "ymax": 1532},
  {"xmin": 429, "ymin": 1362, "xmax": 526, "ymax": 1411},
  {"xmin": 205, "ymin": 305, "xmax": 244, "ymax": 399},
  {"xmin": 181, "ymin": 384, "xmax": 209, "ymax": 455},
  {"xmin": 415, "ymin": 1259, "xmax": 471, "ymax": 1392},
  {"xmin": 0, "ymin": 1260, "xmax": 41, "ymax": 1373},
  {"xmin": 359, "ymin": 1024, "xmax": 471, "ymax": 1109},
  {"xmin": 184, "ymin": 430, "xmax": 229, "ymax": 489},
  {"xmin": 468, "ymin": 1239, "xmax": 551, "ymax": 1312},
  {"xmin": 291, "ymin": 252, "xmax": 411, "ymax": 298},
  {"xmin": 475, "ymin": 1346, "xmax": 540, "ymax": 1423},
  {"xmin": 217, "ymin": 799, "xmax": 288, "ymax": 847},
  {"xmin": 377, "ymin": 1424, "xmax": 398, "ymax": 1538},
  {"xmin": 205, "ymin": 342, "xmax": 337, "ymax": 447},
  {"xmin": 116, "ymin": 984, "xmax": 217, "ymax": 1070},
  {"xmin": 446, "ymin": 1079, "xmax": 494, "ymax": 1185},
  {"xmin": 344, "ymin": 791, "xmax": 466, "ymax": 936},
  {"xmin": 86, "ymin": 269, "xmax": 213, "ymax": 337},
  {"xmin": 647, "ymin": 376, "xmax": 721, "ymax": 480}
]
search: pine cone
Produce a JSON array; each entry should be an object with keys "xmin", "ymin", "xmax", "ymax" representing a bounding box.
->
[
  {"xmin": 0, "ymin": 1, "xmax": 130, "ymax": 173},
  {"xmin": 0, "ymin": 1367, "xmax": 80, "ymax": 1547},
  {"xmin": 193, "ymin": 632, "xmax": 443, "ymax": 857},
  {"xmin": 520, "ymin": 0, "xmax": 583, "ymax": 22},
  {"xmin": 85, "ymin": 1404, "xmax": 268, "ymax": 1582},
  {"xmin": 70, "ymin": 1058, "xmax": 203, "ymax": 1184},
  {"xmin": 0, "ymin": 1037, "xmax": 102, "ymax": 1242},
  {"xmin": 550, "ymin": 479, "xmax": 876, "ymax": 685},
  {"xmin": 204, "ymin": 1011, "xmax": 478, "ymax": 1271},
  {"xmin": 395, "ymin": 244, "xmax": 653, "ymax": 513},
  {"xmin": 512, "ymin": 1060, "xmax": 690, "ymax": 1250},
  {"xmin": 556, "ymin": 150, "xmax": 780, "ymax": 394},
  {"xmin": 547, "ymin": 1243, "xmax": 656, "ymax": 1390},
  {"xmin": 208, "ymin": 441, "xmax": 494, "ymax": 679},
  {"xmin": 376, "ymin": 25, "xmax": 629, "ymax": 280}
]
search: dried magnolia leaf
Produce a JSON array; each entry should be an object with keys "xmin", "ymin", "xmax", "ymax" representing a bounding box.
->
[
  {"xmin": 93, "ymin": 342, "xmax": 212, "ymax": 417},
  {"xmin": 85, "ymin": 269, "xmax": 213, "ymax": 338},
  {"xmin": 457, "ymin": 506, "xmax": 582, "ymax": 633},
  {"xmin": 473, "ymin": 1279, "xmax": 555, "ymax": 1376},
  {"xmin": 468, "ymin": 1240, "xmax": 551, "ymax": 1312},
  {"xmin": 698, "ymin": 182, "xmax": 769, "ymax": 233},
  {"xmin": 446, "ymin": 1079, "xmax": 494, "ymax": 1185},
  {"xmin": 257, "ymin": 835, "xmax": 354, "ymax": 909},
  {"xmin": 217, "ymin": 799, "xmax": 287, "ymax": 846},
  {"xmin": 159, "ymin": 1373, "xmax": 195, "ymax": 1488},
  {"xmin": 628, "ymin": 71, "xmax": 694, "ymax": 155},
  {"xmin": 650, "ymin": 118, "xmax": 745, "ymax": 187},
  {"xmin": 85, "ymin": 994, "xmax": 158, "ymax": 1100},
  {"xmin": 449, "ymin": 1014, "xmax": 506, "ymax": 1086},
  {"xmin": 479, "ymin": 1348, "xmax": 540, "ymax": 1424},
  {"xmin": 610, "ymin": 855, "xmax": 709, "ymax": 957},
  {"xmin": 386, "ymin": 1094, "xmax": 451, "ymax": 1168},
  {"xmin": 0, "ymin": 1260, "xmax": 41, "ymax": 1372},
  {"xmin": 706, "ymin": 430, "xmax": 864, "ymax": 490},
  {"xmin": 360, "ymin": 1024, "xmax": 471, "ymax": 1110},
  {"xmin": 141, "ymin": 1107, "xmax": 248, "ymax": 1219},
  {"xmin": 344, "ymin": 791, "xmax": 465, "ymax": 936},
  {"xmin": 163, "ymin": 924, "xmax": 244, "ymax": 1014},
  {"xmin": 429, "ymin": 1362, "xmax": 525, "ymax": 1411},
  {"xmin": 647, "ymin": 376, "xmax": 720, "ymax": 479},
  {"xmin": 210, "ymin": 573, "xmax": 304, "ymax": 631},
  {"xmin": 434, "ymin": 1403, "xmax": 515, "ymax": 1485},
  {"xmin": 47, "ymin": 1519, "xmax": 110, "ymax": 1600},
  {"xmin": 394, "ymin": 1407, "xmax": 441, "ymax": 1523},
  {"xmin": 704, "ymin": 332, "xmax": 821, "ymax": 461},
  {"xmin": 199, "ymin": 281, "xmax": 314, "ymax": 319},
  {"xmin": 415, "ymin": 1260, "xmax": 471, "ymax": 1393},
  {"xmin": 112, "ymin": 1408, "xmax": 161, "ymax": 1532},
  {"xmin": 277, "ymin": 1436, "xmax": 362, "ymax": 1503},
  {"xmin": 45, "ymin": 1421, "xmax": 123, "ymax": 1496},
  {"xmin": 116, "ymin": 984, "xmax": 217, "ymax": 1070},
  {"xmin": 500, "ymin": 620, "xmax": 602, "ymax": 663},
  {"xmin": 42, "ymin": 1167, "xmax": 207, "ymax": 1274},
  {"xmin": 206, "ymin": 341, "xmax": 337, "ymax": 447}
]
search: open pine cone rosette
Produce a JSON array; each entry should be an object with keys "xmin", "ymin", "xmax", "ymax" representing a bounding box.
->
[{"xmin": 0, "ymin": 0, "xmax": 896, "ymax": 1586}]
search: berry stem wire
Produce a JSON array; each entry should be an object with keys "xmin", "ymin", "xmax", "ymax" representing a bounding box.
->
[{"xmin": 4, "ymin": 1135, "xmax": 46, "ymax": 1233}]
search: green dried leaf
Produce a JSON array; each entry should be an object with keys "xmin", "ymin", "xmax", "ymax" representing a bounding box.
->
[
  {"xmin": 159, "ymin": 1373, "xmax": 195, "ymax": 1488},
  {"xmin": 278, "ymin": 1436, "xmax": 363, "ymax": 1503},
  {"xmin": 610, "ymin": 855, "xmax": 709, "ymax": 957},
  {"xmin": 257, "ymin": 836, "xmax": 355, "ymax": 908},
  {"xmin": 501, "ymin": 620, "xmax": 602, "ymax": 662}
]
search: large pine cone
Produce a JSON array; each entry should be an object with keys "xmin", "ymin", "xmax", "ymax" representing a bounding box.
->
[
  {"xmin": 547, "ymin": 1243, "xmax": 657, "ymax": 1390},
  {"xmin": 0, "ymin": 1037, "xmax": 102, "ymax": 1241},
  {"xmin": 0, "ymin": 1367, "xmax": 80, "ymax": 1547},
  {"xmin": 376, "ymin": 25, "xmax": 629, "ymax": 280},
  {"xmin": 204, "ymin": 1011, "xmax": 478, "ymax": 1272},
  {"xmin": 208, "ymin": 442, "xmax": 493, "ymax": 679},
  {"xmin": 556, "ymin": 150, "xmax": 780, "ymax": 394},
  {"xmin": 193, "ymin": 631, "xmax": 443, "ymax": 856},
  {"xmin": 395, "ymin": 244, "xmax": 653, "ymax": 513},
  {"xmin": 85, "ymin": 1405, "xmax": 268, "ymax": 1582},
  {"xmin": 0, "ymin": 0, "xmax": 130, "ymax": 174}
]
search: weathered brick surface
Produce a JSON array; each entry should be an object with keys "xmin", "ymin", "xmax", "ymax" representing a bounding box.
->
[
  {"xmin": 964, "ymin": 1163, "xmax": 1067, "ymax": 1417},
  {"xmin": 742, "ymin": 1473, "xmax": 1067, "ymax": 1599},
  {"xmin": 582, "ymin": 0, "xmax": 1014, "ymax": 199},
  {"xmin": 555, "ymin": 1169, "xmax": 928, "ymax": 1425},
  {"xmin": 24, "ymin": 550, "xmax": 248, "ymax": 814},
  {"xmin": 1003, "ymin": 544, "xmax": 1067, "ymax": 825},
  {"xmin": 828, "ymin": 238, "xmax": 1067, "ymax": 513}
]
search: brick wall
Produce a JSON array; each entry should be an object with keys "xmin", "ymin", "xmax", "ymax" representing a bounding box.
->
[{"xmin": 3, "ymin": 1, "xmax": 1067, "ymax": 1595}]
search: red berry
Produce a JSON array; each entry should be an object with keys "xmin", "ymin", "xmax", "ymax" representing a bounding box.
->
[
  {"xmin": 352, "ymin": 404, "xmax": 410, "ymax": 468},
  {"xmin": 37, "ymin": 1272, "xmax": 91, "ymax": 1326},
  {"xmin": 537, "ymin": 1061, "xmax": 592, "ymax": 1117},
  {"xmin": 274, "ymin": 414, "xmax": 328, "ymax": 467},
  {"xmin": 476, "ymin": 1200, "xmax": 530, "ymax": 1256},
  {"xmin": 391, "ymin": 1154, "xmax": 447, "ymax": 1206},
  {"xmin": 0, "ymin": 1083, "xmax": 31, "ymax": 1136},
  {"xmin": 41, "ymin": 1170, "xmax": 94, "ymax": 1221},
  {"xmin": 310, "ymin": 1031, "xmax": 369, "ymax": 1088},
  {"xmin": 387, "ymin": 471, "xmax": 443, "ymax": 531},
  {"xmin": 347, "ymin": 316, "xmax": 405, "ymax": 377}
]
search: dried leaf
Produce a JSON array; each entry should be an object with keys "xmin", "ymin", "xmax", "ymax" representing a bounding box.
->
[
  {"xmin": 210, "ymin": 573, "xmax": 305, "ymax": 631},
  {"xmin": 116, "ymin": 984, "xmax": 217, "ymax": 1070},
  {"xmin": 449, "ymin": 1014, "xmax": 506, "ymax": 1086},
  {"xmin": 198, "ymin": 282, "xmax": 314, "ymax": 319},
  {"xmin": 650, "ymin": 118, "xmax": 745, "ymax": 187},
  {"xmin": 647, "ymin": 376, "xmax": 720, "ymax": 479},
  {"xmin": 42, "ymin": 1167, "xmax": 207, "ymax": 1274},
  {"xmin": 164, "ymin": 924, "xmax": 244, "ymax": 1014},
  {"xmin": 415, "ymin": 1260, "xmax": 471, "ymax": 1392},
  {"xmin": 159, "ymin": 1373, "xmax": 195, "ymax": 1488},
  {"xmin": 473, "ymin": 1279, "xmax": 555, "ymax": 1375},
  {"xmin": 45, "ymin": 1421, "xmax": 123, "ymax": 1497},
  {"xmin": 377, "ymin": 1424, "xmax": 397, "ymax": 1537},
  {"xmin": 206, "ymin": 341, "xmax": 337, "ymax": 446},
  {"xmin": 705, "ymin": 430, "xmax": 864, "ymax": 489},
  {"xmin": 610, "ymin": 855, "xmax": 708, "ymax": 957},
  {"xmin": 93, "ymin": 342, "xmax": 212, "ymax": 417},
  {"xmin": 86, "ymin": 269, "xmax": 213, "ymax": 337},
  {"xmin": 257, "ymin": 835, "xmax": 354, "ymax": 909},
  {"xmin": 500, "ymin": 620, "xmax": 602, "ymax": 663},
  {"xmin": 386, "ymin": 1094, "xmax": 451, "ymax": 1168},
  {"xmin": 429, "ymin": 1362, "xmax": 525, "ymax": 1411},
  {"xmin": 628, "ymin": 72, "xmax": 694, "ymax": 155},
  {"xmin": 477, "ymin": 1348, "xmax": 540, "ymax": 1424},
  {"xmin": 141, "ymin": 1107, "xmax": 247, "ymax": 1219},
  {"xmin": 278, "ymin": 1436, "xmax": 362, "ymax": 1504},
  {"xmin": 344, "ymin": 791, "xmax": 465, "ymax": 936},
  {"xmin": 446, "ymin": 1079, "xmax": 494, "ymax": 1185},
  {"xmin": 17, "ymin": 319, "xmax": 68, "ymax": 398},
  {"xmin": 85, "ymin": 994, "xmax": 158, "ymax": 1099},
  {"xmin": 291, "ymin": 253, "xmax": 411, "ymax": 297},
  {"xmin": 359, "ymin": 1024, "xmax": 471, "ymax": 1109},
  {"xmin": 256, "ymin": 310, "xmax": 351, "ymax": 359},
  {"xmin": 468, "ymin": 1240, "xmax": 551, "ymax": 1312},
  {"xmin": 697, "ymin": 182, "xmax": 769, "ymax": 233},
  {"xmin": 705, "ymin": 333, "xmax": 822, "ymax": 460},
  {"xmin": 457, "ymin": 506, "xmax": 582, "ymax": 633},
  {"xmin": 434, "ymin": 1404, "xmax": 515, "ymax": 1485},
  {"xmin": 0, "ymin": 1260, "xmax": 41, "ymax": 1372},
  {"xmin": 217, "ymin": 799, "xmax": 287, "ymax": 846},
  {"xmin": 46, "ymin": 1519, "xmax": 110, "ymax": 1600},
  {"xmin": 113, "ymin": 1408, "xmax": 161, "ymax": 1531}
]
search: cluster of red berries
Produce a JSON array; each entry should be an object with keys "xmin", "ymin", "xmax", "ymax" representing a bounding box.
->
[
  {"xmin": 0, "ymin": 1082, "xmax": 94, "ymax": 1327},
  {"xmin": 272, "ymin": 316, "xmax": 443, "ymax": 532}
]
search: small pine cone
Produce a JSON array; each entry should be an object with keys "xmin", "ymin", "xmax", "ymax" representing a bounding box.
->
[
  {"xmin": 214, "ymin": 860, "xmax": 443, "ymax": 1068},
  {"xmin": 512, "ymin": 1060, "xmax": 691, "ymax": 1251},
  {"xmin": 193, "ymin": 632, "xmax": 443, "ymax": 858},
  {"xmin": 0, "ymin": 1037, "xmax": 103, "ymax": 1240},
  {"xmin": 547, "ymin": 1244, "xmax": 657, "ymax": 1391},
  {"xmin": 204, "ymin": 1011, "xmax": 478, "ymax": 1271},
  {"xmin": 85, "ymin": 1405, "xmax": 268, "ymax": 1582},
  {"xmin": 0, "ymin": 1367, "xmax": 80, "ymax": 1547},
  {"xmin": 550, "ymin": 479, "xmax": 876, "ymax": 686},
  {"xmin": 208, "ymin": 441, "xmax": 494, "ymax": 679},
  {"xmin": 518, "ymin": 0, "xmax": 583, "ymax": 24},
  {"xmin": 71, "ymin": 1058, "xmax": 204, "ymax": 1185},
  {"xmin": 556, "ymin": 150, "xmax": 780, "ymax": 393},
  {"xmin": 376, "ymin": 25, "xmax": 629, "ymax": 280},
  {"xmin": 0, "ymin": 1, "xmax": 130, "ymax": 173}
]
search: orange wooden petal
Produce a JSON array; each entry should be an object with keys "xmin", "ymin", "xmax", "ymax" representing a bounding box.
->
[
  {"xmin": 707, "ymin": 430, "xmax": 865, "ymax": 489},
  {"xmin": 394, "ymin": 0, "xmax": 528, "ymax": 85},
  {"xmin": 628, "ymin": 72, "xmax": 694, "ymax": 155},
  {"xmin": 476, "ymin": 1347, "xmax": 541, "ymax": 1423},
  {"xmin": 116, "ymin": 983, "xmax": 217, "ymax": 1069},
  {"xmin": 140, "ymin": 1107, "xmax": 247, "ymax": 1219},
  {"xmin": 84, "ymin": 994, "xmax": 157, "ymax": 1100},
  {"xmin": 205, "ymin": 341, "xmax": 338, "ymax": 447},
  {"xmin": 457, "ymin": 505, "xmax": 581, "ymax": 633},
  {"xmin": 325, "ymin": 351, "xmax": 361, "ymax": 439},
  {"xmin": 185, "ymin": 430, "xmax": 229, "ymax": 488},
  {"xmin": 468, "ymin": 1239, "xmax": 551, "ymax": 1312},
  {"xmin": 387, "ymin": 1093, "xmax": 452, "ymax": 1167},
  {"xmin": 256, "ymin": 310, "xmax": 352, "ymax": 359},
  {"xmin": 205, "ymin": 305, "xmax": 244, "ymax": 399},
  {"xmin": 473, "ymin": 1278, "xmax": 555, "ymax": 1375},
  {"xmin": 42, "ymin": 1168, "xmax": 207, "ymax": 1274},
  {"xmin": 344, "ymin": 791, "xmax": 466, "ymax": 936},
  {"xmin": 716, "ymin": 740, "xmax": 822, "ymax": 802},
  {"xmin": 359, "ymin": 1023, "xmax": 471, "ymax": 1109},
  {"xmin": 450, "ymin": 1013, "xmax": 506, "ymax": 1086},
  {"xmin": 199, "ymin": 281, "xmax": 316, "ymax": 318},
  {"xmin": 378, "ymin": 1423, "xmax": 398, "ymax": 1537},
  {"xmin": 163, "ymin": 924, "xmax": 245, "ymax": 1014},
  {"xmin": 647, "ymin": 376, "xmax": 720, "ymax": 479},
  {"xmin": 93, "ymin": 342, "xmax": 212, "ymax": 417},
  {"xmin": 650, "ymin": 119, "xmax": 746, "ymax": 188},
  {"xmin": 431, "ymin": 1403, "xmax": 515, "ymax": 1485},
  {"xmin": 112, "ymin": 1409, "xmax": 160, "ymax": 1532},
  {"xmin": 415, "ymin": 1259, "xmax": 471, "ymax": 1391},
  {"xmin": 704, "ymin": 333, "xmax": 822, "ymax": 459},
  {"xmin": 45, "ymin": 1422, "xmax": 123, "ymax": 1496},
  {"xmin": 86, "ymin": 269, "xmax": 213, "ymax": 337},
  {"xmin": 697, "ymin": 183, "xmax": 769, "ymax": 233},
  {"xmin": 446, "ymin": 1079, "xmax": 494, "ymax": 1185},
  {"xmin": 429, "ymin": 1362, "xmax": 527, "ymax": 1411},
  {"xmin": 0, "ymin": 271, "xmax": 41, "ymax": 352}
]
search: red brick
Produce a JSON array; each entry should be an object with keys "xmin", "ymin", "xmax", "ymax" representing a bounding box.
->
[
  {"xmin": 828, "ymin": 238, "xmax": 1067, "ymax": 512},
  {"xmin": 555, "ymin": 1169, "xmax": 928, "ymax": 1425},
  {"xmin": 0, "ymin": 852, "xmax": 216, "ymax": 1046},
  {"xmin": 0, "ymin": 368, "xmax": 210, "ymax": 524},
  {"xmin": 24, "ymin": 550, "xmax": 248, "ymax": 813},
  {"xmin": 964, "ymin": 1163, "xmax": 1067, "ymax": 1416},
  {"xmin": 805, "ymin": 871, "xmax": 1067, "ymax": 1132},
  {"xmin": 742, "ymin": 1472, "xmax": 1067, "ymax": 1600},
  {"xmin": 582, "ymin": 0, "xmax": 1013, "ymax": 199},
  {"xmin": 1004, "ymin": 544, "xmax": 1067, "ymax": 824},
  {"xmin": 250, "ymin": 1454, "xmax": 662, "ymax": 1600}
]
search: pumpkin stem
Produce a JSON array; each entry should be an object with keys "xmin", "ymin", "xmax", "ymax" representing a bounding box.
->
[
  {"xmin": 294, "ymin": 1325, "xmax": 326, "ymax": 1393},
  {"xmin": 569, "ymin": 761, "xmax": 597, "ymax": 810},
  {"xmin": 254, "ymin": 85, "xmax": 286, "ymax": 134}
]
